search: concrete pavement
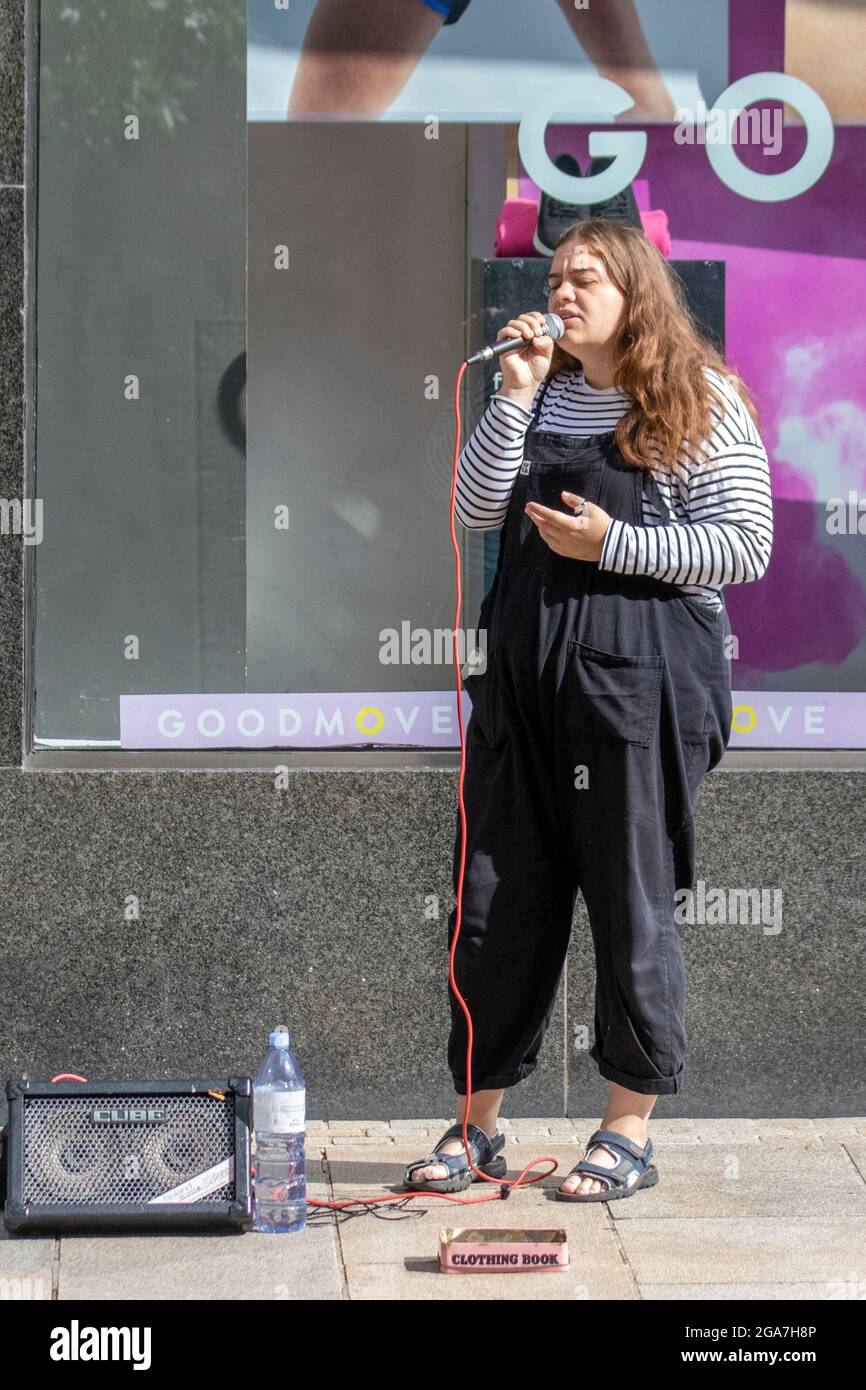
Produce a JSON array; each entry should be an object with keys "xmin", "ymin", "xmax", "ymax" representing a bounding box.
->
[{"xmin": 2, "ymin": 1117, "xmax": 865, "ymax": 1301}]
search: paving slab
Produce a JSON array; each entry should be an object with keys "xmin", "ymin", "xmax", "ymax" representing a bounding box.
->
[
  {"xmin": 0, "ymin": 1232, "xmax": 54, "ymax": 1267},
  {"xmin": 753, "ymin": 1119, "xmax": 820, "ymax": 1137},
  {"xmin": 614, "ymin": 1217, "xmax": 866, "ymax": 1286},
  {"xmin": 815, "ymin": 1120, "xmax": 866, "ymax": 1138},
  {"xmin": 344, "ymin": 1257, "xmax": 635, "ymax": 1300},
  {"xmin": 57, "ymin": 1227, "xmax": 342, "ymax": 1301},
  {"xmin": 329, "ymin": 1134, "xmax": 398, "ymax": 1145},
  {"xmin": 0, "ymin": 1218, "xmax": 55, "ymax": 1298},
  {"xmin": 0, "ymin": 1267, "xmax": 53, "ymax": 1299},
  {"xmin": 57, "ymin": 1158, "xmax": 343, "ymax": 1301},
  {"xmin": 607, "ymin": 1140, "xmax": 866, "ymax": 1220},
  {"xmin": 842, "ymin": 1141, "xmax": 866, "ymax": 1184},
  {"xmin": 677, "ymin": 1120, "xmax": 762, "ymax": 1143},
  {"xmin": 639, "ymin": 1282, "xmax": 860, "ymax": 1300}
]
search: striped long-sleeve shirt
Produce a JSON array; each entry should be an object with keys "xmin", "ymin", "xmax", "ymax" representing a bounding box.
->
[{"xmin": 455, "ymin": 365, "xmax": 773, "ymax": 608}]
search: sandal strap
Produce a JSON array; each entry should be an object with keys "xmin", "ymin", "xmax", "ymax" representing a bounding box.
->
[
  {"xmin": 566, "ymin": 1149, "xmax": 647, "ymax": 1191},
  {"xmin": 404, "ymin": 1122, "xmax": 503, "ymax": 1180},
  {"xmin": 563, "ymin": 1130, "xmax": 653, "ymax": 1191},
  {"xmin": 439, "ymin": 1121, "xmax": 504, "ymax": 1161},
  {"xmin": 405, "ymin": 1148, "xmax": 470, "ymax": 1179},
  {"xmin": 567, "ymin": 1160, "xmax": 618, "ymax": 1190},
  {"xmin": 576, "ymin": 1159, "xmax": 625, "ymax": 1179},
  {"xmin": 588, "ymin": 1128, "xmax": 652, "ymax": 1163}
]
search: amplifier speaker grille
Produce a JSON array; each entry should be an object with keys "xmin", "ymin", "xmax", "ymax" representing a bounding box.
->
[{"xmin": 22, "ymin": 1094, "xmax": 236, "ymax": 1205}]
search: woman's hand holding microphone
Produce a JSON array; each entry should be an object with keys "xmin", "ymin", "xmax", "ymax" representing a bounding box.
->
[
  {"xmin": 495, "ymin": 310, "xmax": 559, "ymax": 404},
  {"xmin": 496, "ymin": 313, "xmax": 613, "ymax": 564}
]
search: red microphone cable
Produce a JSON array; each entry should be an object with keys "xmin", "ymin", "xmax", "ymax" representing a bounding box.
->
[{"xmin": 307, "ymin": 360, "xmax": 559, "ymax": 1210}]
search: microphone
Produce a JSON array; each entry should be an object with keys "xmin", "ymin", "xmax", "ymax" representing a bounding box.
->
[{"xmin": 464, "ymin": 312, "xmax": 565, "ymax": 365}]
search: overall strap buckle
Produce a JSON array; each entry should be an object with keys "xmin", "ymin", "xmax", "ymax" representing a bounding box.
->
[{"xmin": 518, "ymin": 373, "xmax": 553, "ymax": 476}]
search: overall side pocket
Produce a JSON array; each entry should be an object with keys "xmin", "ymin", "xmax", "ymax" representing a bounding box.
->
[
  {"xmin": 564, "ymin": 640, "xmax": 665, "ymax": 747},
  {"xmin": 462, "ymin": 646, "xmax": 506, "ymax": 748}
]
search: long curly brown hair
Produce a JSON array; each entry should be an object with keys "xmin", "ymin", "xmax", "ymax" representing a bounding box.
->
[{"xmin": 546, "ymin": 218, "xmax": 761, "ymax": 474}]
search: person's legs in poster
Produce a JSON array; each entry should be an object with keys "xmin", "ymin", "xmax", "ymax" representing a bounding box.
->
[
  {"xmin": 552, "ymin": 0, "xmax": 678, "ymax": 122},
  {"xmin": 288, "ymin": 0, "xmax": 679, "ymax": 121},
  {"xmin": 287, "ymin": 0, "xmax": 446, "ymax": 119}
]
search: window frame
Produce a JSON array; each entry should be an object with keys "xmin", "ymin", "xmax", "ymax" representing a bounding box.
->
[{"xmin": 20, "ymin": 5, "xmax": 866, "ymax": 773}]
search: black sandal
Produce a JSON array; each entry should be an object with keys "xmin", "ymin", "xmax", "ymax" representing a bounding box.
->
[
  {"xmin": 400, "ymin": 1121, "xmax": 507, "ymax": 1193},
  {"xmin": 554, "ymin": 1128, "xmax": 659, "ymax": 1203}
]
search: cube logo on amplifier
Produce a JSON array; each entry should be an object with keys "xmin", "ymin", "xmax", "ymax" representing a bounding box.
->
[
  {"xmin": 3, "ymin": 1077, "xmax": 253, "ymax": 1233},
  {"xmin": 91, "ymin": 1108, "xmax": 167, "ymax": 1125}
]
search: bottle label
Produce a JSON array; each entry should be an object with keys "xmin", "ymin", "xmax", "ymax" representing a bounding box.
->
[{"xmin": 255, "ymin": 1088, "xmax": 305, "ymax": 1135}]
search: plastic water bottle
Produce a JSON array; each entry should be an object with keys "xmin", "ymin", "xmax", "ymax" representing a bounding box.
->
[{"xmin": 252, "ymin": 1027, "xmax": 307, "ymax": 1233}]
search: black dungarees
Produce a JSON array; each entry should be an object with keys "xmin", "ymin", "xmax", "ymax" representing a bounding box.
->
[{"xmin": 449, "ymin": 375, "xmax": 733, "ymax": 1097}]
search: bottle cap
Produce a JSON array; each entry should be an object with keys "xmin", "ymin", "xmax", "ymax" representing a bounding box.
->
[{"xmin": 268, "ymin": 1028, "xmax": 290, "ymax": 1047}]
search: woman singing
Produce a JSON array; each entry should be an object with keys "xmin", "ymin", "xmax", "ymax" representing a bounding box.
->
[{"xmin": 402, "ymin": 218, "xmax": 773, "ymax": 1201}]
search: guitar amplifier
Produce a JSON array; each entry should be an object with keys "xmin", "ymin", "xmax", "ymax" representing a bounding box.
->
[{"xmin": 3, "ymin": 1076, "xmax": 253, "ymax": 1233}]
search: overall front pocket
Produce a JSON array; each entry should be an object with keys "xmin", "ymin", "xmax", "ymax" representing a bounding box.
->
[
  {"xmin": 563, "ymin": 640, "xmax": 665, "ymax": 746},
  {"xmin": 504, "ymin": 464, "xmax": 603, "ymax": 570}
]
